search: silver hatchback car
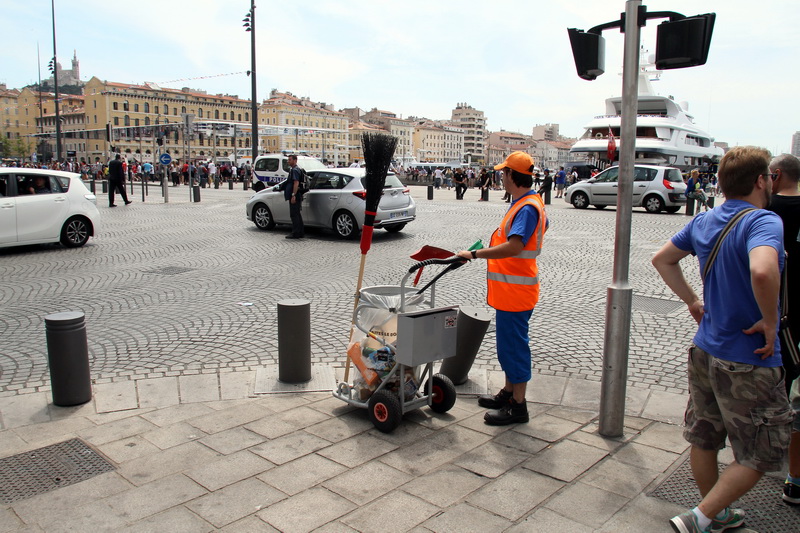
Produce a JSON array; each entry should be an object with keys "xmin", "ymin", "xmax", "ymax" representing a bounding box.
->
[
  {"xmin": 565, "ymin": 164, "xmax": 687, "ymax": 213},
  {"xmin": 246, "ymin": 168, "xmax": 416, "ymax": 239}
]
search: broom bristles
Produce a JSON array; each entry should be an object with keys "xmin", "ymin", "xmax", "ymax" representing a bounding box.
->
[{"xmin": 362, "ymin": 132, "xmax": 398, "ymax": 213}]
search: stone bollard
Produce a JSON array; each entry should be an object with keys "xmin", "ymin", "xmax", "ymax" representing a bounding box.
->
[
  {"xmin": 44, "ymin": 311, "xmax": 92, "ymax": 406},
  {"xmin": 277, "ymin": 299, "xmax": 311, "ymax": 383},
  {"xmin": 439, "ymin": 306, "xmax": 492, "ymax": 385}
]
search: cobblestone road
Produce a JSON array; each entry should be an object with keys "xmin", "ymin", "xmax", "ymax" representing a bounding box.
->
[{"xmin": 0, "ymin": 183, "xmax": 703, "ymax": 397}]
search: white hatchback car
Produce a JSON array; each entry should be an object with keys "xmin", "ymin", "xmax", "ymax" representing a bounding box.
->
[
  {"xmin": 0, "ymin": 168, "xmax": 99, "ymax": 248},
  {"xmin": 565, "ymin": 164, "xmax": 687, "ymax": 213}
]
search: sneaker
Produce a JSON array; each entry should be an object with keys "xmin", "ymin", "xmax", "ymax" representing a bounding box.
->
[
  {"xmin": 484, "ymin": 399, "xmax": 528, "ymax": 425},
  {"xmin": 670, "ymin": 511, "xmax": 710, "ymax": 533},
  {"xmin": 710, "ymin": 508, "xmax": 745, "ymax": 532},
  {"xmin": 784, "ymin": 480, "xmax": 800, "ymax": 505},
  {"xmin": 477, "ymin": 388, "xmax": 512, "ymax": 409}
]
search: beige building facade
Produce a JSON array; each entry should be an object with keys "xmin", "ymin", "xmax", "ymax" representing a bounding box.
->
[{"xmin": 450, "ymin": 103, "xmax": 486, "ymax": 164}]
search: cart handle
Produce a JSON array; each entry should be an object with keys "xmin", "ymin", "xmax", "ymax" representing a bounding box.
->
[{"xmin": 408, "ymin": 256, "xmax": 467, "ymax": 274}]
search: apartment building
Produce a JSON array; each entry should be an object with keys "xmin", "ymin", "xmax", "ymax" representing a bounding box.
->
[
  {"xmin": 450, "ymin": 103, "xmax": 486, "ymax": 164},
  {"xmin": 260, "ymin": 90, "xmax": 348, "ymax": 162}
]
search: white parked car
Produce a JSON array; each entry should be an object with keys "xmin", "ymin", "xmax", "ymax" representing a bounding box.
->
[
  {"xmin": 0, "ymin": 168, "xmax": 99, "ymax": 248},
  {"xmin": 564, "ymin": 164, "xmax": 687, "ymax": 213},
  {"xmin": 246, "ymin": 167, "xmax": 415, "ymax": 239}
]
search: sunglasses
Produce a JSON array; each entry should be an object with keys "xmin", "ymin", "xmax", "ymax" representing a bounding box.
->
[{"xmin": 760, "ymin": 172, "xmax": 778, "ymax": 182}]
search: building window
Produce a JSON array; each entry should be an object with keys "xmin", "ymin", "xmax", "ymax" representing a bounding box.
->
[
  {"xmin": 134, "ymin": 104, "xmax": 139, "ymax": 112},
  {"xmin": 113, "ymin": 102, "xmax": 119, "ymax": 110},
  {"xmin": 181, "ymin": 106, "xmax": 186, "ymax": 114},
  {"xmin": 198, "ymin": 108, "xmax": 203, "ymax": 118},
  {"xmin": 164, "ymin": 104, "xmax": 168, "ymax": 115},
  {"xmin": 215, "ymin": 110, "xmax": 219, "ymax": 119},
  {"xmin": 134, "ymin": 118, "xmax": 140, "ymax": 126},
  {"xmin": 144, "ymin": 117, "xmax": 150, "ymax": 126},
  {"xmin": 124, "ymin": 115, "xmax": 130, "ymax": 126},
  {"xmin": 244, "ymin": 112, "xmax": 249, "ymax": 121},
  {"xmin": 123, "ymin": 101, "xmax": 129, "ymax": 111},
  {"xmin": 173, "ymin": 107, "xmax": 177, "ymax": 115},
  {"xmin": 144, "ymin": 102, "xmax": 149, "ymax": 113},
  {"xmin": 113, "ymin": 117, "xmax": 119, "ymax": 126}
]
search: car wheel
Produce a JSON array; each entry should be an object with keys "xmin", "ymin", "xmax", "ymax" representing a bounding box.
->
[
  {"xmin": 594, "ymin": 204, "xmax": 607, "ymax": 210},
  {"xmin": 664, "ymin": 206, "xmax": 681, "ymax": 214},
  {"xmin": 644, "ymin": 194, "xmax": 664, "ymax": 213},
  {"xmin": 333, "ymin": 211, "xmax": 358, "ymax": 239},
  {"xmin": 60, "ymin": 216, "xmax": 91, "ymax": 247},
  {"xmin": 253, "ymin": 203, "xmax": 275, "ymax": 230},
  {"xmin": 571, "ymin": 191, "xmax": 589, "ymax": 209},
  {"xmin": 384, "ymin": 223, "xmax": 406, "ymax": 233},
  {"xmin": 252, "ymin": 181, "xmax": 265, "ymax": 192}
]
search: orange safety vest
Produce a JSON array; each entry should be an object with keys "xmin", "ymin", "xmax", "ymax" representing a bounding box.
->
[{"xmin": 487, "ymin": 192, "xmax": 546, "ymax": 312}]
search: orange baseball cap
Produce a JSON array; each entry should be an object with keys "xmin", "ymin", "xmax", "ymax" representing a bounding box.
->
[{"xmin": 494, "ymin": 151, "xmax": 534, "ymax": 175}]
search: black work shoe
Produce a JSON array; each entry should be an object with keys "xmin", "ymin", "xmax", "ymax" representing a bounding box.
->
[
  {"xmin": 484, "ymin": 399, "xmax": 529, "ymax": 425},
  {"xmin": 124, "ymin": 201, "xmax": 132, "ymax": 205},
  {"xmin": 478, "ymin": 388, "xmax": 512, "ymax": 409},
  {"xmin": 285, "ymin": 234, "xmax": 303, "ymax": 239}
]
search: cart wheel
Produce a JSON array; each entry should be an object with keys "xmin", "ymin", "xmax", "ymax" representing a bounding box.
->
[
  {"xmin": 428, "ymin": 373, "xmax": 457, "ymax": 413},
  {"xmin": 368, "ymin": 390, "xmax": 402, "ymax": 433}
]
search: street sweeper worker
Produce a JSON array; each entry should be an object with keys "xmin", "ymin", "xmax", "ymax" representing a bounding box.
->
[{"xmin": 456, "ymin": 151, "xmax": 547, "ymax": 425}]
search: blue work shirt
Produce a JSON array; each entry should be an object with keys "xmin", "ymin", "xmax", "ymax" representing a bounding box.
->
[{"xmin": 672, "ymin": 200, "xmax": 784, "ymax": 366}]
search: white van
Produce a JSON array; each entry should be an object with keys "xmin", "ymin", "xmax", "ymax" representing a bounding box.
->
[{"xmin": 251, "ymin": 153, "xmax": 326, "ymax": 191}]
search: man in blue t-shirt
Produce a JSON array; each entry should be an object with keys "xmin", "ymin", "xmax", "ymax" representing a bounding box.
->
[
  {"xmin": 652, "ymin": 146, "xmax": 791, "ymax": 533},
  {"xmin": 554, "ymin": 166, "xmax": 567, "ymax": 198}
]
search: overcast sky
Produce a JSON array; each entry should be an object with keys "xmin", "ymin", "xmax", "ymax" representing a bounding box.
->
[{"xmin": 3, "ymin": 0, "xmax": 797, "ymax": 154}]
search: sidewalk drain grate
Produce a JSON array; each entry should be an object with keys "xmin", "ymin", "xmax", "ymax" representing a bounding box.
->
[
  {"xmin": 632, "ymin": 295, "xmax": 683, "ymax": 315},
  {"xmin": 649, "ymin": 456, "xmax": 800, "ymax": 532},
  {"xmin": 0, "ymin": 439, "xmax": 115, "ymax": 504},
  {"xmin": 144, "ymin": 266, "xmax": 197, "ymax": 275}
]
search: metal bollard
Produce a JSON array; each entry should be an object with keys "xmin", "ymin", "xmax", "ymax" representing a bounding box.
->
[
  {"xmin": 192, "ymin": 185, "xmax": 201, "ymax": 202},
  {"xmin": 102, "ymin": 180, "xmax": 108, "ymax": 193},
  {"xmin": 543, "ymin": 189, "xmax": 552, "ymax": 205},
  {"xmin": 439, "ymin": 306, "xmax": 492, "ymax": 385},
  {"xmin": 44, "ymin": 311, "xmax": 92, "ymax": 406},
  {"xmin": 685, "ymin": 197, "xmax": 695, "ymax": 216},
  {"xmin": 481, "ymin": 188, "xmax": 489, "ymax": 201},
  {"xmin": 228, "ymin": 180, "xmax": 234, "ymax": 190},
  {"xmin": 277, "ymin": 299, "xmax": 311, "ymax": 383},
  {"xmin": 90, "ymin": 179, "xmax": 96, "ymax": 194},
  {"xmin": 427, "ymin": 185, "xmax": 433, "ymax": 200}
]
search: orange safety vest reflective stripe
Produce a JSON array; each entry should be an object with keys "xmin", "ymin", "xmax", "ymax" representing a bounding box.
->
[{"xmin": 487, "ymin": 192, "xmax": 546, "ymax": 312}]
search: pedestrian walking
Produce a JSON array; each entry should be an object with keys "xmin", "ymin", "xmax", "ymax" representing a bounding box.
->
[
  {"xmin": 284, "ymin": 154, "xmax": 305, "ymax": 239},
  {"xmin": 107, "ymin": 154, "xmax": 131, "ymax": 207},
  {"xmin": 454, "ymin": 168, "xmax": 467, "ymax": 200},
  {"xmin": 652, "ymin": 146, "xmax": 791, "ymax": 533},
  {"xmin": 766, "ymin": 153, "xmax": 800, "ymax": 505},
  {"xmin": 456, "ymin": 151, "xmax": 548, "ymax": 426},
  {"xmin": 554, "ymin": 166, "xmax": 567, "ymax": 198}
]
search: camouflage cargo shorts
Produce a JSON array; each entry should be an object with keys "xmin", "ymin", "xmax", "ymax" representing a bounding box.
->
[
  {"xmin": 791, "ymin": 377, "xmax": 800, "ymax": 432},
  {"xmin": 683, "ymin": 345, "xmax": 793, "ymax": 472}
]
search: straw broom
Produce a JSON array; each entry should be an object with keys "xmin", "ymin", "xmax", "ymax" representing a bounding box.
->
[{"xmin": 344, "ymin": 132, "xmax": 399, "ymax": 382}]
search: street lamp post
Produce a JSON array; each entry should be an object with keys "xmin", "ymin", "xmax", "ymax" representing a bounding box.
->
[
  {"xmin": 244, "ymin": 2, "xmax": 257, "ymax": 191},
  {"xmin": 50, "ymin": 0, "xmax": 62, "ymax": 164},
  {"xmin": 567, "ymin": 2, "xmax": 715, "ymax": 437}
]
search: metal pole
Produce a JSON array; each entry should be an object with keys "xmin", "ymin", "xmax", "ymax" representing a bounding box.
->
[
  {"xmin": 51, "ymin": 0, "xmax": 62, "ymax": 163},
  {"xmin": 599, "ymin": 0, "xmax": 641, "ymax": 438},
  {"xmin": 249, "ymin": 0, "xmax": 258, "ymax": 171}
]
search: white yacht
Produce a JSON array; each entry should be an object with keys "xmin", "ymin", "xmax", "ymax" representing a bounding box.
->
[{"xmin": 570, "ymin": 57, "xmax": 723, "ymax": 170}]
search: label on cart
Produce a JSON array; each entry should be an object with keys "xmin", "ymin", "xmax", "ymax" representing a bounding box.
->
[{"xmin": 444, "ymin": 315, "xmax": 457, "ymax": 329}]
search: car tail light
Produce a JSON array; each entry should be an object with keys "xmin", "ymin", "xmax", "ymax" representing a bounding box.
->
[
  {"xmin": 352, "ymin": 190, "xmax": 367, "ymax": 200},
  {"xmin": 402, "ymin": 188, "xmax": 410, "ymax": 195},
  {"xmin": 662, "ymin": 178, "xmax": 674, "ymax": 190}
]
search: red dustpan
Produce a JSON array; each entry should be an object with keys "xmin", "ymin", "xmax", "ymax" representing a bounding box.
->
[{"xmin": 409, "ymin": 245, "xmax": 453, "ymax": 286}]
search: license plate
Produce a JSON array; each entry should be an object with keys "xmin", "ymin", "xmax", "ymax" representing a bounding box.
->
[{"xmin": 390, "ymin": 211, "xmax": 408, "ymax": 219}]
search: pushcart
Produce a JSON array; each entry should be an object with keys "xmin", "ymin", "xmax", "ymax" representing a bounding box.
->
[{"xmin": 333, "ymin": 257, "xmax": 467, "ymax": 433}]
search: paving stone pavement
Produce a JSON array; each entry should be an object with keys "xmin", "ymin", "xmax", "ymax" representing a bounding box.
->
[{"xmin": 0, "ymin": 184, "xmax": 789, "ymax": 531}]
